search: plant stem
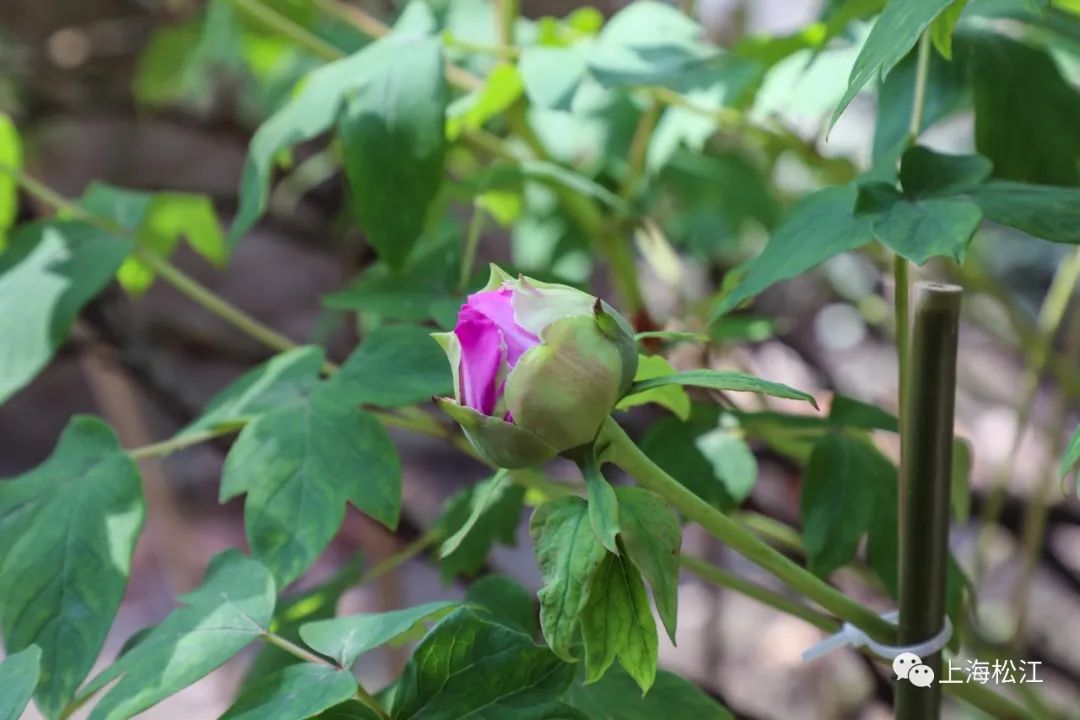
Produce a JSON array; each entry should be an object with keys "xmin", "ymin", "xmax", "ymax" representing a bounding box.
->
[
  {"xmin": 458, "ymin": 202, "xmax": 486, "ymax": 293},
  {"xmin": 134, "ymin": 249, "xmax": 334, "ymax": 369},
  {"xmin": 601, "ymin": 417, "xmax": 897, "ymax": 643},
  {"xmin": 1011, "ymin": 280, "xmax": 1080, "ymax": 646},
  {"xmin": 226, "ymin": 0, "xmax": 342, "ymax": 61},
  {"xmin": 896, "ymin": 283, "xmax": 962, "ymax": 720},
  {"xmin": 975, "ymin": 247, "xmax": 1080, "ymax": 584},
  {"xmin": 356, "ymin": 529, "xmax": 442, "ymax": 587},
  {"xmin": 895, "ymin": 29, "xmax": 932, "ymax": 507},
  {"xmin": 127, "ymin": 427, "xmax": 238, "ymax": 460},
  {"xmin": 619, "ymin": 100, "xmax": 661, "ymax": 200},
  {"xmin": 909, "ymin": 32, "xmax": 932, "ymax": 140},
  {"xmin": 679, "ymin": 554, "xmax": 838, "ymax": 631}
]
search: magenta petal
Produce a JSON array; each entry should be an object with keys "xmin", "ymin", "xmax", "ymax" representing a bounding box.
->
[
  {"xmin": 467, "ymin": 288, "xmax": 540, "ymax": 368},
  {"xmin": 453, "ymin": 306, "xmax": 502, "ymax": 415}
]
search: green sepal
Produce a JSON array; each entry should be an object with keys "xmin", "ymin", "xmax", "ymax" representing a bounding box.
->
[
  {"xmin": 594, "ymin": 299, "xmax": 638, "ymax": 397},
  {"xmin": 505, "ymin": 315, "xmax": 625, "ymax": 452},
  {"xmin": 434, "ymin": 397, "xmax": 559, "ymax": 469},
  {"xmin": 481, "ymin": 263, "xmax": 515, "ymax": 292},
  {"xmin": 431, "ymin": 331, "xmax": 461, "ymax": 402}
]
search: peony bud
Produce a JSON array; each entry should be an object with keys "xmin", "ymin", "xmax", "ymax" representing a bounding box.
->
[{"xmin": 433, "ymin": 265, "xmax": 638, "ymax": 468}]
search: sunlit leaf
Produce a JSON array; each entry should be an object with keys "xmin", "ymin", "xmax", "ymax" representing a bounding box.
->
[{"xmin": 0, "ymin": 221, "xmax": 131, "ymax": 405}]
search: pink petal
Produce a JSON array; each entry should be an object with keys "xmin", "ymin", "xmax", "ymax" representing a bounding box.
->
[
  {"xmin": 467, "ymin": 288, "xmax": 540, "ymax": 369},
  {"xmin": 453, "ymin": 305, "xmax": 502, "ymax": 415}
]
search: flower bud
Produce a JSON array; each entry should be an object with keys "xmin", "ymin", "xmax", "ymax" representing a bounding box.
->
[{"xmin": 433, "ymin": 265, "xmax": 638, "ymax": 468}]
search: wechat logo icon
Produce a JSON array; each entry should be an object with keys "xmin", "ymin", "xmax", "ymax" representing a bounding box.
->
[{"xmin": 893, "ymin": 652, "xmax": 935, "ymax": 687}]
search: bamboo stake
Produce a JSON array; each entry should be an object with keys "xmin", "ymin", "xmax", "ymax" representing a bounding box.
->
[{"xmin": 896, "ymin": 282, "xmax": 962, "ymax": 719}]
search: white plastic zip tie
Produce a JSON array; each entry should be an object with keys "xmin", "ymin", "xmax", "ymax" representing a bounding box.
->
[{"xmin": 802, "ymin": 611, "xmax": 953, "ymax": 663}]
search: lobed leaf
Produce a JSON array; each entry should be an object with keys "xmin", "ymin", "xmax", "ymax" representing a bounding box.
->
[
  {"xmin": 529, "ymin": 497, "xmax": 609, "ymax": 661},
  {"xmin": 220, "ymin": 664, "xmax": 358, "ymax": 720},
  {"xmin": 83, "ymin": 550, "xmax": 275, "ymax": 720},
  {"xmin": 221, "ymin": 387, "xmax": 402, "ymax": 586},
  {"xmin": 181, "ymin": 345, "xmax": 325, "ymax": 437},
  {"xmin": 565, "ymin": 665, "xmax": 733, "ymax": 720},
  {"xmin": 614, "ymin": 487, "xmax": 681, "ymax": 643},
  {"xmin": 801, "ymin": 432, "xmax": 891, "ymax": 577},
  {"xmin": 579, "ymin": 550, "xmax": 658, "ymax": 692},
  {"xmin": 326, "ymin": 325, "xmax": 452, "ymax": 408},
  {"xmin": 0, "ymin": 417, "xmax": 144, "ymax": 718},
  {"xmin": 300, "ymin": 601, "xmax": 459, "ymax": 668},
  {"xmin": 465, "ymin": 574, "xmax": 538, "ymax": 637},
  {"xmin": 390, "ymin": 608, "xmax": 574, "ymax": 720}
]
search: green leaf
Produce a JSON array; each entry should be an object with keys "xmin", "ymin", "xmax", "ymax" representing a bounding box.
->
[
  {"xmin": 614, "ymin": 487, "xmax": 681, "ymax": 643},
  {"xmin": 221, "ymin": 664, "xmax": 358, "ymax": 720},
  {"xmin": 230, "ymin": 32, "xmax": 432, "ymax": 245},
  {"xmin": 391, "ymin": 608, "xmax": 575, "ymax": 720},
  {"xmin": 315, "ymin": 701, "xmax": 383, "ymax": 720},
  {"xmin": 181, "ymin": 346, "xmax": 325, "ymax": 437},
  {"xmin": 0, "ymin": 646, "xmax": 40, "ymax": 720},
  {"xmin": 615, "ymin": 355, "xmax": 691, "ymax": 420},
  {"xmin": 0, "ymin": 220, "xmax": 132, "ymax": 404},
  {"xmin": 0, "ymin": 417, "xmax": 144, "ymax": 718},
  {"xmin": 587, "ymin": 1, "xmax": 719, "ymax": 90},
  {"xmin": 519, "ymin": 160, "xmax": 632, "ymax": 215},
  {"xmin": 1062, "ymin": 424, "xmax": 1080, "ymax": 485},
  {"xmin": 300, "ymin": 601, "xmax": 459, "ymax": 668},
  {"xmin": 239, "ymin": 556, "xmax": 363, "ymax": 694},
  {"xmin": 639, "ymin": 406, "xmax": 746, "ymax": 510},
  {"xmin": 222, "ymin": 386, "xmax": 402, "ymax": 586},
  {"xmin": 565, "ymin": 665, "xmax": 733, "ymax": 720},
  {"xmin": 828, "ymin": 394, "xmax": 899, "ymax": 432},
  {"xmin": 339, "ymin": 36, "xmax": 447, "ymax": 269},
  {"xmin": 0, "ymin": 114, "xmax": 21, "ymax": 248},
  {"xmin": 929, "ymin": 0, "xmax": 968, "ymax": 59},
  {"xmin": 79, "ymin": 183, "xmax": 227, "ymax": 294},
  {"xmin": 529, "ymin": 497, "xmax": 609, "ymax": 661},
  {"xmin": 518, "ymin": 45, "xmax": 589, "ymax": 111},
  {"xmin": 627, "ymin": 370, "xmax": 818, "ymax": 408},
  {"xmin": 966, "ymin": 181, "xmax": 1080, "ymax": 244},
  {"xmin": 831, "ymin": 0, "xmax": 957, "ymax": 127},
  {"xmin": 801, "ymin": 432, "xmax": 893, "ymax": 577},
  {"xmin": 83, "ymin": 550, "xmax": 276, "ymax": 720},
  {"xmin": 952, "ymin": 437, "xmax": 972, "ymax": 523},
  {"xmin": 326, "ymin": 325, "xmax": 452, "ymax": 408},
  {"xmin": 438, "ymin": 471, "xmax": 525, "ymax": 581},
  {"xmin": 465, "ymin": 574, "xmax": 538, "ymax": 637},
  {"xmin": 584, "ymin": 464, "xmax": 620, "ymax": 554},
  {"xmin": 712, "ymin": 186, "xmax": 874, "ymax": 317},
  {"xmin": 323, "ymin": 242, "xmax": 460, "ymax": 323},
  {"xmin": 872, "ymin": 40, "xmax": 970, "ymax": 171},
  {"xmin": 899, "ymin": 146, "xmax": 992, "ymax": 198},
  {"xmin": 694, "ymin": 428, "xmax": 758, "ymax": 506},
  {"xmin": 855, "ymin": 182, "xmax": 982, "ymax": 264},
  {"xmin": 971, "ymin": 32, "xmax": 1080, "ymax": 185},
  {"xmin": 447, "ymin": 63, "xmax": 524, "ymax": 140},
  {"xmin": 579, "ymin": 549, "xmax": 658, "ymax": 692}
]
